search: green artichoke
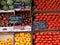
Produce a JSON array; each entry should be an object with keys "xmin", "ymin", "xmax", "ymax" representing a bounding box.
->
[
  {"xmin": 9, "ymin": 5, "xmax": 14, "ymax": 10},
  {"xmin": 2, "ymin": 5, "xmax": 8, "ymax": 10},
  {"xmin": 22, "ymin": 0, "xmax": 30, "ymax": 6},
  {"xmin": 1, "ymin": 1, "xmax": 6, "ymax": 5},
  {"xmin": 7, "ymin": 0, "xmax": 14, "ymax": 5},
  {"xmin": 15, "ymin": 0, "xmax": 20, "ymax": 2}
]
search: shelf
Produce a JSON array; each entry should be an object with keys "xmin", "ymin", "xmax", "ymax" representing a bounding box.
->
[
  {"xmin": 0, "ymin": 10, "xmax": 14, "ymax": 13},
  {"xmin": 15, "ymin": 8, "xmax": 31, "ymax": 11},
  {"xmin": 0, "ymin": 8, "xmax": 31, "ymax": 13},
  {"xmin": 0, "ymin": 26, "xmax": 31, "ymax": 32},
  {"xmin": 34, "ymin": 29, "xmax": 60, "ymax": 32},
  {"xmin": 33, "ymin": 10, "xmax": 60, "ymax": 13}
]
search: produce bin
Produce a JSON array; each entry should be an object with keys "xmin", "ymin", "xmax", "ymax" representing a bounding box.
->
[
  {"xmin": 32, "ymin": 30, "xmax": 60, "ymax": 45},
  {"xmin": 32, "ymin": 12, "xmax": 60, "ymax": 30},
  {"xmin": 14, "ymin": 32, "xmax": 32, "ymax": 45},
  {"xmin": 32, "ymin": 0, "xmax": 60, "ymax": 11},
  {"xmin": 0, "ymin": 33, "xmax": 14, "ymax": 45},
  {"xmin": 0, "ymin": 13, "xmax": 14, "ymax": 27}
]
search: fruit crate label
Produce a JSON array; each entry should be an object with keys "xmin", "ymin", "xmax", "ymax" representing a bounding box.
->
[
  {"xmin": 33, "ymin": 21, "xmax": 46, "ymax": 30},
  {"xmin": 8, "ymin": 16, "xmax": 22, "ymax": 24},
  {"xmin": 14, "ymin": 2, "xmax": 25, "ymax": 9}
]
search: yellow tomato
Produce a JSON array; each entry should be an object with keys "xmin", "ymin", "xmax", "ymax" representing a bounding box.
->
[
  {"xmin": 26, "ymin": 43, "xmax": 31, "ymax": 45},
  {"xmin": 15, "ymin": 37, "xmax": 20, "ymax": 42},
  {"xmin": 25, "ymin": 33, "xmax": 31, "ymax": 38},
  {"xmin": 21, "ymin": 36, "xmax": 26, "ymax": 39},
  {"xmin": 5, "ymin": 41, "xmax": 12, "ymax": 45},
  {"xmin": 19, "ymin": 40, "xmax": 23, "ymax": 43},
  {"xmin": 26, "ymin": 38, "xmax": 31, "ymax": 42},
  {"xmin": 15, "ymin": 42, "xmax": 20, "ymax": 45},
  {"xmin": 0, "ymin": 40, "xmax": 5, "ymax": 45},
  {"xmin": 6, "ymin": 38, "xmax": 12, "ymax": 43},
  {"xmin": 19, "ymin": 33, "xmax": 25, "ymax": 36},
  {"xmin": 15, "ymin": 33, "xmax": 20, "ymax": 37},
  {"xmin": 22, "ymin": 40, "xmax": 27, "ymax": 44},
  {"xmin": 20, "ymin": 43, "xmax": 25, "ymax": 45}
]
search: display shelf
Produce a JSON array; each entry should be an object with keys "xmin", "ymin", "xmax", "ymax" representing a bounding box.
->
[
  {"xmin": 15, "ymin": 8, "xmax": 31, "ymax": 11},
  {"xmin": 33, "ymin": 13, "xmax": 60, "ymax": 30},
  {"xmin": 0, "ymin": 10, "xmax": 14, "ymax": 13},
  {"xmin": 0, "ymin": 33, "xmax": 14, "ymax": 45},
  {"xmin": 33, "ymin": 29, "xmax": 60, "ymax": 32},
  {"xmin": 0, "ymin": 26, "xmax": 31, "ymax": 32},
  {"xmin": 33, "ymin": 10, "xmax": 60, "ymax": 13},
  {"xmin": 0, "ymin": 8, "xmax": 31, "ymax": 13}
]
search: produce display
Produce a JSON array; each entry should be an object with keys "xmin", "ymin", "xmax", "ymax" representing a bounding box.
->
[
  {"xmin": 15, "ymin": 11, "xmax": 31, "ymax": 26},
  {"xmin": 0, "ymin": 13, "xmax": 14, "ymax": 27},
  {"xmin": 33, "ymin": 13, "xmax": 60, "ymax": 30},
  {"xmin": 0, "ymin": 38, "xmax": 12, "ymax": 45},
  {"xmin": 33, "ymin": 0, "xmax": 60, "ymax": 11},
  {"xmin": 0, "ymin": 0, "xmax": 60, "ymax": 45},
  {"xmin": 0, "ymin": 0, "xmax": 14, "ymax": 10},
  {"xmin": 33, "ymin": 32, "xmax": 60, "ymax": 45},
  {"xmin": 0, "ymin": 0, "xmax": 31, "ymax": 10},
  {"xmin": 0, "ymin": 11, "xmax": 31, "ymax": 27},
  {"xmin": 15, "ymin": 32, "xmax": 32, "ymax": 45},
  {"xmin": 0, "ymin": 33, "xmax": 13, "ymax": 45}
]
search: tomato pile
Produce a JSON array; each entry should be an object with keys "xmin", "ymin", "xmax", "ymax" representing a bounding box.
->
[
  {"xmin": 34, "ymin": 13, "xmax": 60, "ymax": 30},
  {"xmin": 33, "ymin": 32, "xmax": 60, "ymax": 45},
  {"xmin": 33, "ymin": 0, "xmax": 60, "ymax": 11},
  {"xmin": 15, "ymin": 32, "xmax": 31, "ymax": 45}
]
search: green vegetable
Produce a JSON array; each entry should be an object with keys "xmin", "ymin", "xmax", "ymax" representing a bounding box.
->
[
  {"xmin": 1, "ymin": 1, "xmax": 6, "ymax": 5},
  {"xmin": 22, "ymin": 0, "xmax": 26, "ymax": 2},
  {"xmin": 26, "ymin": 6, "xmax": 30, "ymax": 8},
  {"xmin": 22, "ymin": 0, "xmax": 30, "ymax": 6},
  {"xmin": 7, "ymin": 0, "xmax": 14, "ymax": 5},
  {"xmin": 25, "ymin": 2, "xmax": 30, "ymax": 6},
  {"xmin": 2, "ymin": 5, "xmax": 8, "ymax": 10},
  {"xmin": 9, "ymin": 5, "xmax": 14, "ymax": 10},
  {"xmin": 15, "ymin": 0, "xmax": 20, "ymax": 2}
]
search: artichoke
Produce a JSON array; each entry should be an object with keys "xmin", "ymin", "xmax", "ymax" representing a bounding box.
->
[
  {"xmin": 26, "ymin": 6, "xmax": 31, "ymax": 8},
  {"xmin": 1, "ymin": 1, "xmax": 6, "ymax": 5},
  {"xmin": 9, "ymin": 5, "xmax": 14, "ymax": 10},
  {"xmin": 22, "ymin": 0, "xmax": 30, "ymax": 6},
  {"xmin": 22, "ymin": 0, "xmax": 26, "ymax": 2},
  {"xmin": 7, "ymin": 0, "xmax": 14, "ymax": 5},
  {"xmin": 2, "ymin": 5, "xmax": 8, "ymax": 10},
  {"xmin": 15, "ymin": 0, "xmax": 20, "ymax": 2}
]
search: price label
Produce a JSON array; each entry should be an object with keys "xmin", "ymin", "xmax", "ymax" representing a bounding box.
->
[
  {"xmin": 14, "ymin": 2, "xmax": 25, "ymax": 9},
  {"xmin": 33, "ymin": 21, "xmax": 46, "ymax": 30},
  {"xmin": 9, "ymin": 16, "xmax": 22, "ymax": 24}
]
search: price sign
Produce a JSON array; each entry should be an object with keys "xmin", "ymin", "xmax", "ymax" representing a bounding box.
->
[
  {"xmin": 33, "ymin": 21, "xmax": 46, "ymax": 30},
  {"xmin": 9, "ymin": 16, "xmax": 22, "ymax": 24},
  {"xmin": 14, "ymin": 2, "xmax": 25, "ymax": 9}
]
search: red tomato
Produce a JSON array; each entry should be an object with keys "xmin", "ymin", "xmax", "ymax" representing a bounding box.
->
[
  {"xmin": 34, "ymin": 19, "xmax": 39, "ymax": 22},
  {"xmin": 32, "ymin": 35, "xmax": 35, "ymax": 39},
  {"xmin": 34, "ymin": 40, "xmax": 38, "ymax": 44},
  {"xmin": 35, "ymin": 16, "xmax": 40, "ymax": 19},
  {"xmin": 35, "ymin": 32, "xmax": 40, "ymax": 36},
  {"xmin": 36, "ymin": 43, "xmax": 40, "ymax": 45}
]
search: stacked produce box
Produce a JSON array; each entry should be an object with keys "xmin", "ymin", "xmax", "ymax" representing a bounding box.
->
[{"xmin": 32, "ymin": 0, "xmax": 60, "ymax": 45}]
